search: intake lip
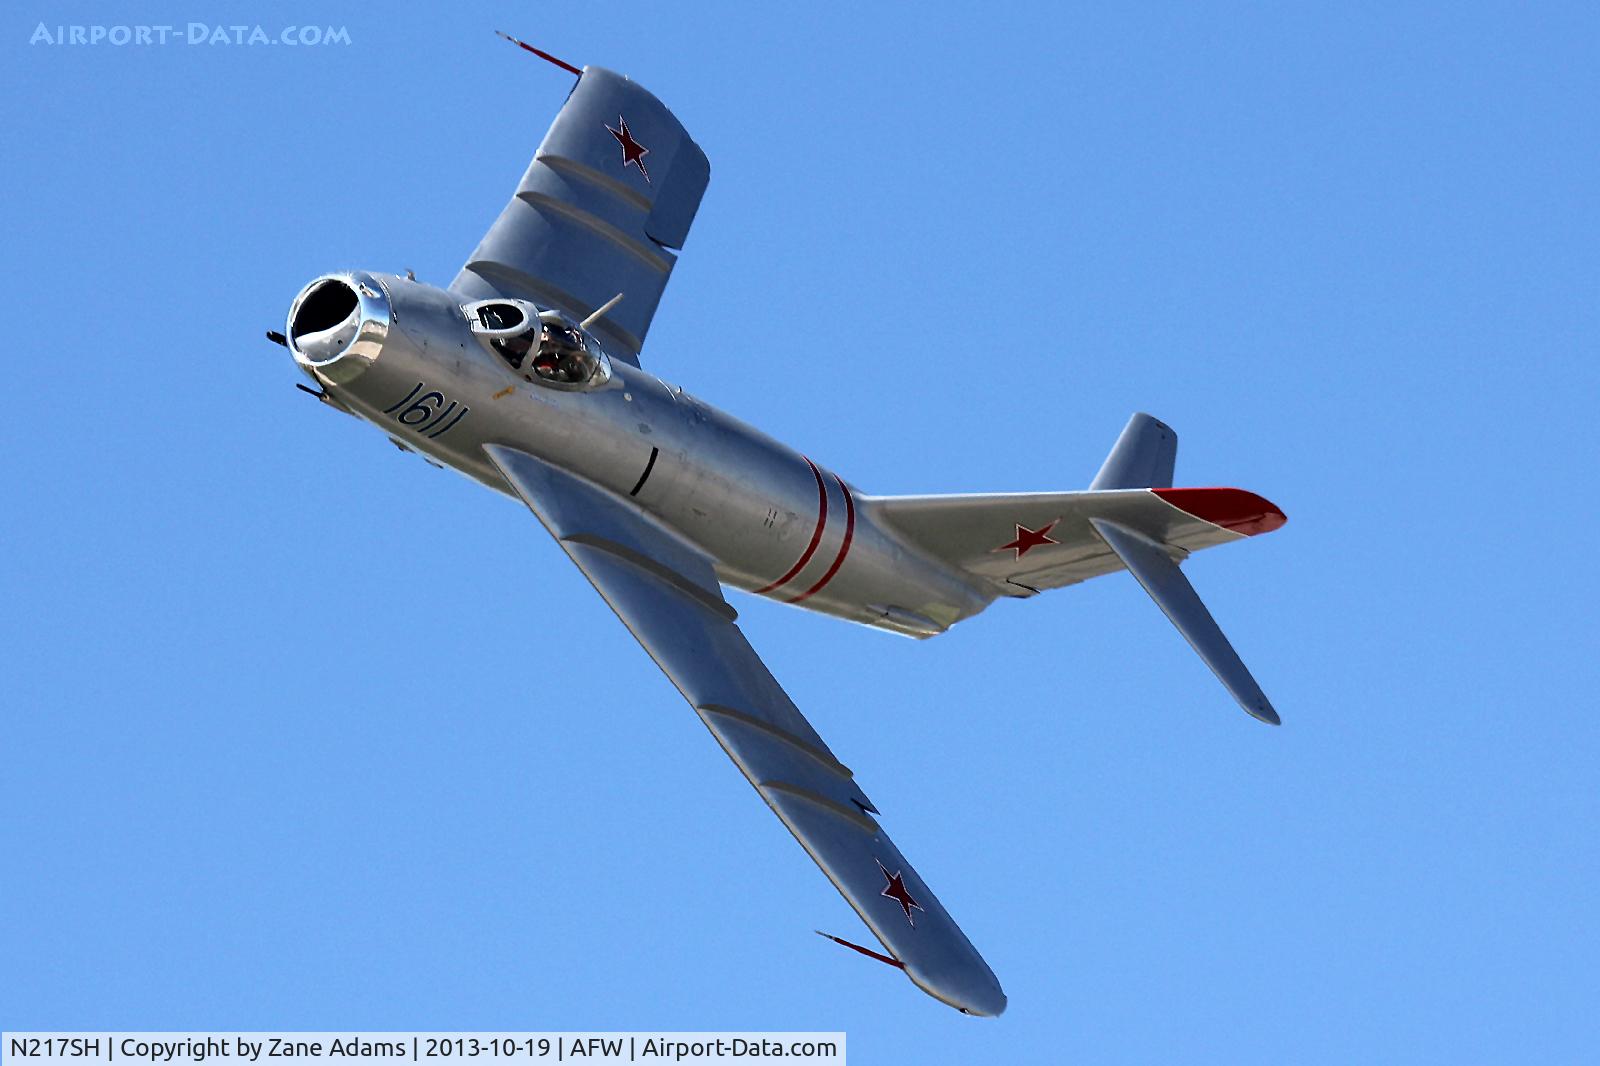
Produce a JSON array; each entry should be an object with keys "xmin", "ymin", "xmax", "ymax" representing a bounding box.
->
[{"xmin": 286, "ymin": 272, "xmax": 391, "ymax": 384}]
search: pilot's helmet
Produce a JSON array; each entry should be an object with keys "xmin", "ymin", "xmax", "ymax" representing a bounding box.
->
[{"xmin": 538, "ymin": 311, "xmax": 586, "ymax": 356}]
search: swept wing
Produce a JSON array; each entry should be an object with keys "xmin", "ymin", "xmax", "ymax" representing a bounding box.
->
[{"xmin": 483, "ymin": 444, "xmax": 1007, "ymax": 1016}]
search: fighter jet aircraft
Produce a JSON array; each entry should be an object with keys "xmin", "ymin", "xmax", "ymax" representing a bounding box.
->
[{"xmin": 273, "ymin": 36, "xmax": 1287, "ymax": 1016}]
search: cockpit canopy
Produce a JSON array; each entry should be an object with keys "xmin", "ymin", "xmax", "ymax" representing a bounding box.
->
[{"xmin": 464, "ymin": 299, "xmax": 607, "ymax": 388}]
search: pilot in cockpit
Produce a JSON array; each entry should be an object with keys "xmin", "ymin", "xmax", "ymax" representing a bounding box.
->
[{"xmin": 532, "ymin": 313, "xmax": 595, "ymax": 384}]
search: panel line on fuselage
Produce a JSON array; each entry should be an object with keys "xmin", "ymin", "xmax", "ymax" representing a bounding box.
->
[{"xmin": 628, "ymin": 445, "xmax": 660, "ymax": 497}]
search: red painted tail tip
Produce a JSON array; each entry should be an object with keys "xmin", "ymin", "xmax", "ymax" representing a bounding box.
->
[{"xmin": 1153, "ymin": 487, "xmax": 1287, "ymax": 536}]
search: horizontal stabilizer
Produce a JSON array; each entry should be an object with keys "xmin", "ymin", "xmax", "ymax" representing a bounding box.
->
[
  {"xmin": 1091, "ymin": 412, "xmax": 1177, "ymax": 490},
  {"xmin": 1089, "ymin": 518, "xmax": 1279, "ymax": 725}
]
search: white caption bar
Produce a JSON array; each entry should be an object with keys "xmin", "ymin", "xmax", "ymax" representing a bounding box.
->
[{"xmin": 2, "ymin": 1035, "xmax": 845, "ymax": 1066}]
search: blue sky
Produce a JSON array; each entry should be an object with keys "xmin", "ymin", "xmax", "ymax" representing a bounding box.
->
[{"xmin": 3, "ymin": 2, "xmax": 1596, "ymax": 1061}]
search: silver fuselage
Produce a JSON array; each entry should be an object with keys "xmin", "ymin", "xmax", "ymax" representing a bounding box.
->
[{"xmin": 290, "ymin": 272, "xmax": 992, "ymax": 636}]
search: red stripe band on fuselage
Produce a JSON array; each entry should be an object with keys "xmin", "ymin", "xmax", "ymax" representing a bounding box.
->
[
  {"xmin": 753, "ymin": 456, "xmax": 829, "ymax": 595},
  {"xmin": 788, "ymin": 475, "xmax": 855, "ymax": 604}
]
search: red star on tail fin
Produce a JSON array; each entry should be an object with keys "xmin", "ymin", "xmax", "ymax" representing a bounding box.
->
[{"xmin": 994, "ymin": 520, "xmax": 1060, "ymax": 560}]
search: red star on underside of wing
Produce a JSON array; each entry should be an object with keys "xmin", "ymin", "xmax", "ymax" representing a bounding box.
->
[
  {"xmin": 876, "ymin": 859, "xmax": 923, "ymax": 926},
  {"xmin": 605, "ymin": 115, "xmax": 651, "ymax": 184},
  {"xmin": 994, "ymin": 520, "xmax": 1060, "ymax": 560}
]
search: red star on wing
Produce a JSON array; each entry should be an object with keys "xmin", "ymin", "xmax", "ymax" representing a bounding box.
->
[
  {"xmin": 605, "ymin": 115, "xmax": 651, "ymax": 184},
  {"xmin": 994, "ymin": 520, "xmax": 1060, "ymax": 560},
  {"xmin": 876, "ymin": 859, "xmax": 923, "ymax": 926}
]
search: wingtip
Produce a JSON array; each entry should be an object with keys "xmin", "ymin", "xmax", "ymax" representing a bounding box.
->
[
  {"xmin": 944, "ymin": 983, "xmax": 1008, "ymax": 1018},
  {"xmin": 902, "ymin": 963, "xmax": 1008, "ymax": 1017}
]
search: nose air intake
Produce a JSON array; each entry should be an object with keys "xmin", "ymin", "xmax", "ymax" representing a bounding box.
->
[
  {"xmin": 286, "ymin": 272, "xmax": 391, "ymax": 384},
  {"xmin": 289, "ymin": 278, "xmax": 360, "ymax": 362}
]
